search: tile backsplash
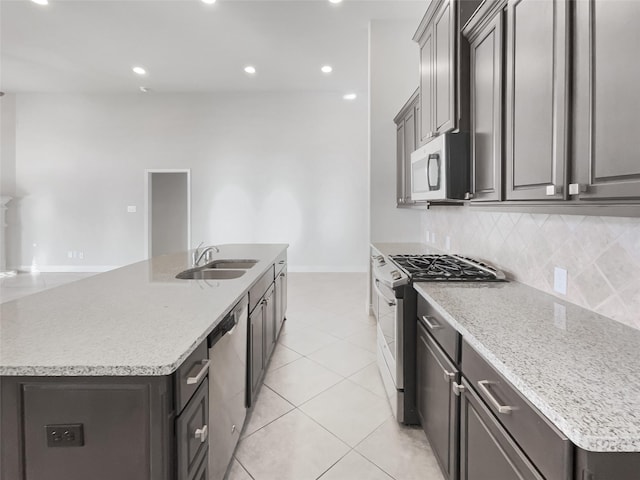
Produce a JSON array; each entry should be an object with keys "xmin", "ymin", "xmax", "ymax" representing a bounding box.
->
[{"xmin": 421, "ymin": 208, "xmax": 640, "ymax": 330}]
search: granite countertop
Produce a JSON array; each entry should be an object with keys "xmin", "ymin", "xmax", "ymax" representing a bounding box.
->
[
  {"xmin": 414, "ymin": 281, "xmax": 640, "ymax": 453},
  {"xmin": 0, "ymin": 244, "xmax": 287, "ymax": 377}
]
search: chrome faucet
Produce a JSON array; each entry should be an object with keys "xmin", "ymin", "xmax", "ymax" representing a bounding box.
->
[{"xmin": 192, "ymin": 242, "xmax": 220, "ymax": 267}]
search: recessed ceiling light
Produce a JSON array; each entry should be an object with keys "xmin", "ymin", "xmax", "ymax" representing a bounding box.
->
[
  {"xmin": 329, "ymin": 0, "xmax": 343, "ymax": 4},
  {"xmin": 31, "ymin": 0, "xmax": 49, "ymax": 5},
  {"xmin": 202, "ymin": 0, "xmax": 216, "ymax": 3},
  {"xmin": 139, "ymin": 87, "xmax": 151, "ymax": 93},
  {"xmin": 343, "ymin": 93, "xmax": 357, "ymax": 100},
  {"xmin": 132, "ymin": 66, "xmax": 147, "ymax": 76},
  {"xmin": 321, "ymin": 65, "xmax": 333, "ymax": 74},
  {"xmin": 244, "ymin": 66, "xmax": 256, "ymax": 75}
]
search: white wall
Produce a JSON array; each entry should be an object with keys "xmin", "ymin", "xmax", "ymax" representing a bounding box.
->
[
  {"xmin": 0, "ymin": 93, "xmax": 17, "ymax": 196},
  {"xmin": 369, "ymin": 19, "xmax": 424, "ymax": 243},
  {"xmin": 10, "ymin": 93, "xmax": 369, "ymax": 272}
]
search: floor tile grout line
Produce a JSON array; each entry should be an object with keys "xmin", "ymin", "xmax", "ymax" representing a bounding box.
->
[{"xmin": 233, "ymin": 455, "xmax": 256, "ymax": 480}]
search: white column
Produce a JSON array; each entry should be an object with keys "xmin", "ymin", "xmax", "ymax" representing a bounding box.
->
[{"xmin": 0, "ymin": 195, "xmax": 12, "ymax": 273}]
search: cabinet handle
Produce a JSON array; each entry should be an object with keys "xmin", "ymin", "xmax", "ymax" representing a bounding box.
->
[
  {"xmin": 278, "ymin": 260, "xmax": 285, "ymax": 264},
  {"xmin": 280, "ymin": 273, "xmax": 286, "ymax": 278},
  {"xmin": 477, "ymin": 380, "xmax": 515, "ymax": 414},
  {"xmin": 545, "ymin": 185, "xmax": 561, "ymax": 196},
  {"xmin": 452, "ymin": 381, "xmax": 465, "ymax": 396},
  {"xmin": 186, "ymin": 359, "xmax": 210, "ymax": 385},
  {"xmin": 422, "ymin": 315, "xmax": 442, "ymax": 330},
  {"xmin": 443, "ymin": 370, "xmax": 455, "ymax": 383},
  {"xmin": 194, "ymin": 425, "xmax": 208, "ymax": 443},
  {"xmin": 569, "ymin": 183, "xmax": 587, "ymax": 195}
]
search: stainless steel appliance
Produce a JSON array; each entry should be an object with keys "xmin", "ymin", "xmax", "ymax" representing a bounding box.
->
[
  {"xmin": 208, "ymin": 296, "xmax": 248, "ymax": 480},
  {"xmin": 372, "ymin": 253, "xmax": 505, "ymax": 424},
  {"xmin": 410, "ymin": 133, "xmax": 469, "ymax": 202}
]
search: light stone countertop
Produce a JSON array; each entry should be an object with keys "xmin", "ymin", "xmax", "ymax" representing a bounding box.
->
[
  {"xmin": 414, "ymin": 282, "xmax": 640, "ymax": 453},
  {"xmin": 0, "ymin": 244, "xmax": 287, "ymax": 377}
]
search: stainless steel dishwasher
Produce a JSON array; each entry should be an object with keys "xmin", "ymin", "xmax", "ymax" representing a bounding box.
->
[{"xmin": 208, "ymin": 296, "xmax": 248, "ymax": 480}]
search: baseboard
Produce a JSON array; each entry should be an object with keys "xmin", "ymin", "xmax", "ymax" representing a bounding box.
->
[
  {"xmin": 287, "ymin": 266, "xmax": 367, "ymax": 273},
  {"xmin": 14, "ymin": 265, "xmax": 121, "ymax": 273}
]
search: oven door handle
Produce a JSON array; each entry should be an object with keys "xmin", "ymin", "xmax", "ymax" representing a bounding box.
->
[{"xmin": 374, "ymin": 280, "xmax": 396, "ymax": 307}]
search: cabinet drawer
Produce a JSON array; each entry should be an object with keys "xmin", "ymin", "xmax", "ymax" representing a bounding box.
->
[
  {"xmin": 249, "ymin": 266, "xmax": 275, "ymax": 313},
  {"xmin": 417, "ymin": 294, "xmax": 460, "ymax": 364},
  {"xmin": 175, "ymin": 341, "xmax": 209, "ymax": 414},
  {"xmin": 176, "ymin": 379, "xmax": 209, "ymax": 480},
  {"xmin": 461, "ymin": 340, "xmax": 572, "ymax": 480}
]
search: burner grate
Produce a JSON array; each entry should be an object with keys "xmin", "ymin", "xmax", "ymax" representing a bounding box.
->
[{"xmin": 389, "ymin": 254, "xmax": 505, "ymax": 282}]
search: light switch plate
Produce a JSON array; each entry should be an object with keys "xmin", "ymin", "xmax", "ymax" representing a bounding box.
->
[
  {"xmin": 127, "ymin": 205, "xmax": 137, "ymax": 213},
  {"xmin": 553, "ymin": 267, "xmax": 568, "ymax": 295}
]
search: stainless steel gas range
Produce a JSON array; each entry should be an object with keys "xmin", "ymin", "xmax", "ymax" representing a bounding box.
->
[{"xmin": 371, "ymin": 252, "xmax": 505, "ymax": 424}]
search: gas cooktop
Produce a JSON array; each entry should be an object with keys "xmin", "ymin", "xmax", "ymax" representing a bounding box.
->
[{"xmin": 389, "ymin": 254, "xmax": 506, "ymax": 282}]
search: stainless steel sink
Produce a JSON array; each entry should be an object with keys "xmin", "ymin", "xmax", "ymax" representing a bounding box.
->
[
  {"xmin": 176, "ymin": 269, "xmax": 246, "ymax": 280},
  {"xmin": 205, "ymin": 259, "xmax": 258, "ymax": 269}
]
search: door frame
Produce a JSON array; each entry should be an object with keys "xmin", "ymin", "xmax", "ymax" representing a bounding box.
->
[{"xmin": 144, "ymin": 169, "xmax": 192, "ymax": 259}]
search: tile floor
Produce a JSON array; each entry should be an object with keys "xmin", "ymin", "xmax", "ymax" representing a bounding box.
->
[
  {"xmin": 233, "ymin": 272, "xmax": 444, "ymax": 480},
  {"xmin": 0, "ymin": 271, "xmax": 445, "ymax": 479}
]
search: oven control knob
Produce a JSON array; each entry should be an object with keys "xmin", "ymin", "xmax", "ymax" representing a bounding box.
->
[{"xmin": 391, "ymin": 270, "xmax": 401, "ymax": 280}]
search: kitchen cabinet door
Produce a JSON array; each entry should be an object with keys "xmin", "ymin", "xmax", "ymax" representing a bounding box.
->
[
  {"xmin": 396, "ymin": 122, "xmax": 406, "ymax": 206},
  {"xmin": 433, "ymin": 0, "xmax": 456, "ymax": 135},
  {"xmin": 459, "ymin": 379, "xmax": 543, "ymax": 480},
  {"xmin": 417, "ymin": 323, "xmax": 459, "ymax": 480},
  {"xmin": 419, "ymin": 24, "xmax": 435, "ymax": 145},
  {"xmin": 572, "ymin": 0, "xmax": 640, "ymax": 200},
  {"xmin": 176, "ymin": 380, "xmax": 209, "ymax": 480},
  {"xmin": 263, "ymin": 286, "xmax": 276, "ymax": 361},
  {"xmin": 504, "ymin": 0, "xmax": 569, "ymax": 201},
  {"xmin": 403, "ymin": 107, "xmax": 418, "ymax": 204},
  {"xmin": 469, "ymin": 10, "xmax": 504, "ymax": 202},
  {"xmin": 248, "ymin": 301, "xmax": 264, "ymax": 408}
]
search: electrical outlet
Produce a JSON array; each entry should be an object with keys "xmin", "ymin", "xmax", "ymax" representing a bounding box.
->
[
  {"xmin": 46, "ymin": 424, "xmax": 84, "ymax": 447},
  {"xmin": 553, "ymin": 267, "xmax": 568, "ymax": 295},
  {"xmin": 127, "ymin": 205, "xmax": 137, "ymax": 213}
]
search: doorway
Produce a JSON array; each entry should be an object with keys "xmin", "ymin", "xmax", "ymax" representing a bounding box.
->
[{"xmin": 145, "ymin": 170, "xmax": 191, "ymax": 258}]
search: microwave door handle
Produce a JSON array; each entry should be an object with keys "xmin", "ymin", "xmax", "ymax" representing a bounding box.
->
[{"xmin": 427, "ymin": 153, "xmax": 441, "ymax": 191}]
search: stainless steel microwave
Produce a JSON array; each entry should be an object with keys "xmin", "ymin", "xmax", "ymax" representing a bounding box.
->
[{"xmin": 410, "ymin": 132, "xmax": 469, "ymax": 202}]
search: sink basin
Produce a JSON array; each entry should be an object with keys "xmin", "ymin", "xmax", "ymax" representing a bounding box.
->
[
  {"xmin": 206, "ymin": 259, "xmax": 258, "ymax": 269},
  {"xmin": 176, "ymin": 269, "xmax": 246, "ymax": 280}
]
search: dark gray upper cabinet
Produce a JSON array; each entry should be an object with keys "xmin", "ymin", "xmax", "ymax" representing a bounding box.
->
[
  {"xmin": 433, "ymin": 0, "xmax": 456, "ymax": 134},
  {"xmin": 504, "ymin": 0, "xmax": 570, "ymax": 201},
  {"xmin": 396, "ymin": 122, "xmax": 406, "ymax": 205},
  {"xmin": 394, "ymin": 89, "xmax": 420, "ymax": 207},
  {"xmin": 572, "ymin": 0, "xmax": 640, "ymax": 201},
  {"xmin": 418, "ymin": 23, "xmax": 435, "ymax": 144},
  {"xmin": 465, "ymin": 6, "xmax": 504, "ymax": 202}
]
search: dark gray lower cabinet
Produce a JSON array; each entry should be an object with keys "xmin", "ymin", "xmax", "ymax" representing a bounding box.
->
[
  {"xmin": 249, "ymin": 299, "xmax": 264, "ymax": 408},
  {"xmin": 176, "ymin": 379, "xmax": 209, "ymax": 480},
  {"xmin": 0, "ymin": 376, "xmax": 174, "ymax": 480},
  {"xmin": 263, "ymin": 285, "xmax": 276, "ymax": 361},
  {"xmin": 459, "ymin": 378, "xmax": 543, "ymax": 480},
  {"xmin": 275, "ymin": 264, "xmax": 287, "ymax": 338},
  {"xmin": 416, "ymin": 322, "xmax": 459, "ymax": 480}
]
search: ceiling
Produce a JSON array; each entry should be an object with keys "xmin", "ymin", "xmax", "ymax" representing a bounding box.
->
[{"xmin": 0, "ymin": 0, "xmax": 425, "ymax": 94}]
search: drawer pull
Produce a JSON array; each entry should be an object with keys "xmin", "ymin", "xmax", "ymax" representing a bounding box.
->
[
  {"xmin": 186, "ymin": 359, "xmax": 210, "ymax": 385},
  {"xmin": 443, "ymin": 370, "xmax": 455, "ymax": 383},
  {"xmin": 194, "ymin": 425, "xmax": 208, "ymax": 443},
  {"xmin": 422, "ymin": 315, "xmax": 442, "ymax": 330},
  {"xmin": 478, "ymin": 380, "xmax": 514, "ymax": 414},
  {"xmin": 452, "ymin": 382, "xmax": 465, "ymax": 396}
]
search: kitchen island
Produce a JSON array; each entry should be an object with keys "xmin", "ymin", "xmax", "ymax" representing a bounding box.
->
[{"xmin": 0, "ymin": 243, "xmax": 288, "ymax": 480}]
